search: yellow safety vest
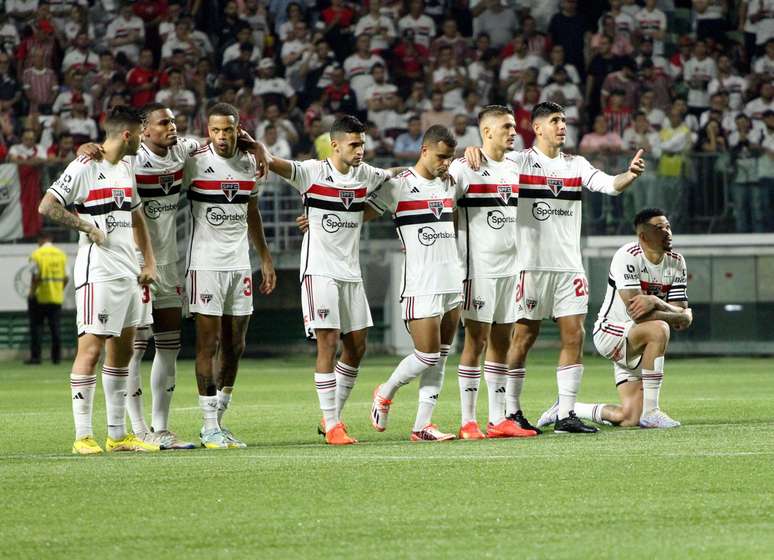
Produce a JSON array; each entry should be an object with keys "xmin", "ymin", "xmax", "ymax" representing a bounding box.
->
[{"xmin": 30, "ymin": 244, "xmax": 67, "ymax": 305}]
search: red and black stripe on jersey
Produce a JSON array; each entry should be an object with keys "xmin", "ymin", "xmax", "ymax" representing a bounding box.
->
[
  {"xmin": 518, "ymin": 174, "xmax": 583, "ymax": 201},
  {"xmin": 136, "ymin": 169, "xmax": 184, "ymax": 198},
  {"xmin": 393, "ymin": 198, "xmax": 454, "ymax": 227},
  {"xmin": 457, "ymin": 183, "xmax": 519, "ymax": 207},
  {"xmin": 187, "ymin": 179, "xmax": 254, "ymax": 204},
  {"xmin": 303, "ymin": 184, "xmax": 367, "ymax": 212},
  {"xmin": 74, "ymin": 187, "xmax": 134, "ymax": 216}
]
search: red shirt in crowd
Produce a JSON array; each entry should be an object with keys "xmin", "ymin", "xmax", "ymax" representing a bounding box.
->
[{"xmin": 126, "ymin": 65, "xmax": 159, "ymax": 108}]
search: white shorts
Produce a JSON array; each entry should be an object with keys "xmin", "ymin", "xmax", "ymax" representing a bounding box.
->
[
  {"xmin": 153, "ymin": 262, "xmax": 183, "ymax": 310},
  {"xmin": 593, "ymin": 319, "xmax": 643, "ymax": 371},
  {"xmin": 301, "ymin": 275, "xmax": 373, "ymax": 337},
  {"xmin": 76, "ymin": 278, "xmax": 142, "ymax": 337},
  {"xmin": 401, "ymin": 292, "xmax": 463, "ymax": 321},
  {"xmin": 516, "ymin": 270, "xmax": 589, "ymax": 321},
  {"xmin": 612, "ymin": 363, "xmax": 642, "ymax": 386},
  {"xmin": 186, "ymin": 269, "xmax": 253, "ymax": 317},
  {"xmin": 461, "ymin": 276, "xmax": 518, "ymax": 324},
  {"xmin": 138, "ymin": 283, "xmax": 154, "ymax": 327}
]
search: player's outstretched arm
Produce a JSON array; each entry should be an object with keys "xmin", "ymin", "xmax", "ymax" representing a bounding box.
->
[
  {"xmin": 612, "ymin": 149, "xmax": 646, "ymax": 193},
  {"xmin": 247, "ymin": 198, "xmax": 276, "ymax": 295},
  {"xmin": 132, "ymin": 208, "xmax": 157, "ymax": 285},
  {"xmin": 38, "ymin": 193, "xmax": 106, "ymax": 245}
]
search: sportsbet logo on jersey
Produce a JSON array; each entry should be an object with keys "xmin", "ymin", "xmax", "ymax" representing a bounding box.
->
[
  {"xmin": 417, "ymin": 227, "xmax": 455, "ymax": 246},
  {"xmin": 532, "ymin": 201, "xmax": 574, "ymax": 221},
  {"xmin": 486, "ymin": 209, "xmax": 516, "ymax": 230},
  {"xmin": 321, "ymin": 213, "xmax": 358, "ymax": 233},
  {"xmin": 205, "ymin": 205, "xmax": 246, "ymax": 226},
  {"xmin": 143, "ymin": 199, "xmax": 178, "ymax": 220}
]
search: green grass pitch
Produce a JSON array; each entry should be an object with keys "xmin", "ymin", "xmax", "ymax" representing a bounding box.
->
[{"xmin": 1, "ymin": 351, "xmax": 772, "ymax": 559}]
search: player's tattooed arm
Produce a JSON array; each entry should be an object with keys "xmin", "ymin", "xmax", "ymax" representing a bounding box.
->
[
  {"xmin": 132, "ymin": 208, "xmax": 157, "ymax": 285},
  {"xmin": 247, "ymin": 198, "xmax": 277, "ymax": 294},
  {"xmin": 623, "ymin": 290, "xmax": 692, "ymax": 329},
  {"xmin": 38, "ymin": 193, "xmax": 106, "ymax": 245}
]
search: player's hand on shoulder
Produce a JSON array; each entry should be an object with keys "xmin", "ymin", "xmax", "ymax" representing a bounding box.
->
[
  {"xmin": 629, "ymin": 148, "xmax": 645, "ymax": 176},
  {"xmin": 77, "ymin": 143, "xmax": 104, "ymax": 161},
  {"xmin": 296, "ymin": 214, "xmax": 309, "ymax": 233},
  {"xmin": 627, "ymin": 293, "xmax": 655, "ymax": 320},
  {"xmin": 259, "ymin": 257, "xmax": 276, "ymax": 294},
  {"xmin": 463, "ymin": 146, "xmax": 483, "ymax": 171},
  {"xmin": 86, "ymin": 225, "xmax": 106, "ymax": 245}
]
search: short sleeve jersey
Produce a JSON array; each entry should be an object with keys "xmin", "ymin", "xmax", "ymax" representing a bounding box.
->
[
  {"xmin": 285, "ymin": 159, "xmax": 388, "ymax": 282},
  {"xmin": 184, "ymin": 145, "xmax": 261, "ymax": 271},
  {"xmin": 47, "ymin": 155, "xmax": 140, "ymax": 286},
  {"xmin": 368, "ymin": 168, "xmax": 463, "ymax": 297},
  {"xmin": 509, "ymin": 147, "xmax": 618, "ymax": 273},
  {"xmin": 133, "ymin": 138, "xmax": 200, "ymax": 266},
  {"xmin": 449, "ymin": 155, "xmax": 519, "ymax": 280},
  {"xmin": 595, "ymin": 241, "xmax": 688, "ymax": 327}
]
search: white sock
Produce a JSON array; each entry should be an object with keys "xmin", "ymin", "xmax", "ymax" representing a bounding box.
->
[
  {"xmin": 102, "ymin": 365, "xmax": 129, "ymax": 440},
  {"xmin": 150, "ymin": 330, "xmax": 180, "ymax": 432},
  {"xmin": 557, "ymin": 364, "xmax": 583, "ymax": 419},
  {"xmin": 642, "ymin": 366, "xmax": 664, "ymax": 415},
  {"xmin": 315, "ymin": 372, "xmax": 337, "ymax": 431},
  {"xmin": 71, "ymin": 374, "xmax": 96, "ymax": 439},
  {"xmin": 126, "ymin": 327, "xmax": 150, "ymax": 434},
  {"xmin": 335, "ymin": 361, "xmax": 358, "ymax": 418},
  {"xmin": 380, "ymin": 349, "xmax": 439, "ymax": 400},
  {"xmin": 484, "ymin": 361, "xmax": 507, "ymax": 424},
  {"xmin": 199, "ymin": 395, "xmax": 219, "ymax": 431},
  {"xmin": 575, "ymin": 402, "xmax": 606, "ymax": 423},
  {"xmin": 505, "ymin": 367, "xmax": 525, "ymax": 416},
  {"xmin": 413, "ymin": 345, "xmax": 449, "ymax": 431},
  {"xmin": 458, "ymin": 364, "xmax": 481, "ymax": 424},
  {"xmin": 217, "ymin": 387, "xmax": 232, "ymax": 425}
]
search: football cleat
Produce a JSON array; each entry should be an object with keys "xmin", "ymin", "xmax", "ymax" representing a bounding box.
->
[
  {"xmin": 200, "ymin": 428, "xmax": 231, "ymax": 449},
  {"xmin": 106, "ymin": 433, "xmax": 161, "ymax": 452},
  {"xmin": 370, "ymin": 385, "xmax": 392, "ymax": 432},
  {"xmin": 639, "ymin": 410, "xmax": 681, "ymax": 429},
  {"xmin": 221, "ymin": 428, "xmax": 247, "ymax": 449},
  {"xmin": 458, "ymin": 420, "xmax": 486, "ymax": 440},
  {"xmin": 151, "ymin": 429, "xmax": 197, "ymax": 450},
  {"xmin": 317, "ymin": 418, "xmax": 326, "ymax": 436},
  {"xmin": 508, "ymin": 410, "xmax": 542, "ymax": 435},
  {"xmin": 72, "ymin": 436, "xmax": 103, "ymax": 455},
  {"xmin": 411, "ymin": 424, "xmax": 456, "ymax": 442},
  {"xmin": 325, "ymin": 422, "xmax": 358, "ymax": 445},
  {"xmin": 486, "ymin": 418, "xmax": 538, "ymax": 438},
  {"xmin": 554, "ymin": 411, "xmax": 599, "ymax": 434},
  {"xmin": 536, "ymin": 399, "xmax": 560, "ymax": 428}
]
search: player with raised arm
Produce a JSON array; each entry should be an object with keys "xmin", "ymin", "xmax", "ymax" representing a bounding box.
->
[
  {"xmin": 449, "ymin": 105, "xmax": 537, "ymax": 440},
  {"xmin": 466, "ymin": 101, "xmax": 646, "ymax": 433},
  {"xmin": 369, "ymin": 125, "xmax": 463, "ymax": 442},
  {"xmin": 544, "ymin": 208, "xmax": 691, "ymax": 429},
  {"xmin": 39, "ymin": 106, "xmax": 160, "ymax": 454},
  {"xmin": 256, "ymin": 116, "xmax": 390, "ymax": 445},
  {"xmin": 186, "ymin": 102, "xmax": 276, "ymax": 449}
]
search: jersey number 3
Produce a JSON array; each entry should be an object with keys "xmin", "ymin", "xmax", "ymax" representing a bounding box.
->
[{"xmin": 243, "ymin": 277, "xmax": 252, "ymax": 297}]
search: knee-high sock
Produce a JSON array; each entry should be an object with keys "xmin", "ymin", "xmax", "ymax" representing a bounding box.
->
[
  {"xmin": 103, "ymin": 365, "xmax": 129, "ymax": 440},
  {"xmin": 414, "ymin": 345, "xmax": 449, "ymax": 431},
  {"xmin": 557, "ymin": 364, "xmax": 583, "ymax": 419},
  {"xmin": 150, "ymin": 330, "xmax": 180, "ymax": 431},
  {"xmin": 458, "ymin": 364, "xmax": 481, "ymax": 425},
  {"xmin": 217, "ymin": 387, "xmax": 232, "ymax": 425},
  {"xmin": 380, "ymin": 349, "xmax": 440, "ymax": 400},
  {"xmin": 505, "ymin": 367, "xmax": 526, "ymax": 416},
  {"xmin": 642, "ymin": 357, "xmax": 665, "ymax": 414},
  {"xmin": 575, "ymin": 402, "xmax": 606, "ymax": 423},
  {"xmin": 484, "ymin": 361, "xmax": 508, "ymax": 424},
  {"xmin": 126, "ymin": 326, "xmax": 151, "ymax": 434},
  {"xmin": 315, "ymin": 373, "xmax": 337, "ymax": 431},
  {"xmin": 335, "ymin": 361, "xmax": 358, "ymax": 418},
  {"xmin": 71, "ymin": 373, "xmax": 97, "ymax": 439}
]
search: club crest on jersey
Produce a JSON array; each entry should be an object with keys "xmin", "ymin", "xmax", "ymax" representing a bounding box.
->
[
  {"xmin": 428, "ymin": 200, "xmax": 444, "ymax": 219},
  {"xmin": 112, "ymin": 189, "xmax": 125, "ymax": 207},
  {"xmin": 221, "ymin": 182, "xmax": 239, "ymax": 201},
  {"xmin": 547, "ymin": 178, "xmax": 563, "ymax": 197},
  {"xmin": 339, "ymin": 190, "xmax": 355, "ymax": 209},
  {"xmin": 160, "ymin": 174, "xmax": 174, "ymax": 194},
  {"xmin": 526, "ymin": 298, "xmax": 537, "ymax": 311},
  {"xmin": 497, "ymin": 185, "xmax": 511, "ymax": 203},
  {"xmin": 317, "ymin": 308, "xmax": 330, "ymax": 320}
]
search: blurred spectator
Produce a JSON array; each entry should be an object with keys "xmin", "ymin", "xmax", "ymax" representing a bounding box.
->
[
  {"xmin": 404, "ymin": 81, "xmax": 431, "ymax": 114},
  {"xmin": 257, "ymin": 103, "xmax": 298, "ymax": 145},
  {"xmin": 728, "ymin": 113, "xmax": 766, "ymax": 232},
  {"xmin": 17, "ymin": 19, "xmax": 57, "ymax": 72},
  {"xmin": 598, "ymin": 0, "xmax": 636, "ymax": 50},
  {"xmin": 399, "ymin": 0, "xmax": 437, "ymax": 50},
  {"xmin": 683, "ymin": 39, "xmax": 716, "ymax": 117},
  {"xmin": 520, "ymin": 15, "xmax": 550, "ymax": 60},
  {"xmin": 392, "ymin": 29, "xmax": 429, "ymax": 92},
  {"xmin": 53, "ymin": 71, "xmax": 94, "ymax": 119},
  {"xmin": 638, "ymin": 88, "xmax": 667, "ymax": 130},
  {"xmin": 699, "ymin": 92, "xmax": 737, "ymax": 133},
  {"xmin": 657, "ymin": 105, "xmax": 695, "ymax": 225},
  {"xmin": 467, "ymin": 46, "xmax": 496, "ymax": 105},
  {"xmin": 223, "ymin": 27, "xmax": 261, "ymax": 66},
  {"xmin": 0, "ymin": 13, "xmax": 20, "ymax": 57},
  {"xmin": 321, "ymin": 0, "xmax": 355, "ymax": 60},
  {"xmin": 46, "ymin": 133, "xmax": 77, "ymax": 164},
  {"xmin": 0, "ymin": 53, "xmax": 21, "ymax": 113},
  {"xmin": 294, "ymin": 115, "xmax": 324, "ymax": 158},
  {"xmin": 514, "ymin": 84, "xmax": 540, "ymax": 147},
  {"xmin": 541, "ymin": 66, "xmax": 583, "ymax": 108},
  {"xmin": 25, "ymin": 109, "xmax": 57, "ymax": 151},
  {"xmin": 61, "ymin": 6, "xmax": 94, "ymax": 47},
  {"xmin": 637, "ymin": 59, "xmax": 672, "ymax": 112},
  {"xmin": 89, "ymin": 53, "xmax": 119, "ymax": 104},
  {"xmin": 61, "ymin": 33, "xmax": 99, "ymax": 75},
  {"xmin": 603, "ymin": 90, "xmax": 633, "ymax": 138},
  {"xmin": 472, "ymin": 0, "xmax": 519, "ymax": 50},
  {"xmin": 623, "ymin": 111, "xmax": 662, "ymax": 214},
  {"xmin": 586, "ymin": 35, "xmax": 622, "ymax": 119},
  {"xmin": 431, "ymin": 18, "xmax": 469, "ymax": 63},
  {"xmin": 61, "ymin": 99, "xmax": 98, "ymax": 145},
  {"xmin": 364, "ymin": 119, "xmax": 395, "ymax": 158},
  {"xmin": 277, "ymin": 2, "xmax": 305, "ymax": 42},
  {"xmin": 592, "ymin": 14, "xmax": 633, "ymax": 57},
  {"xmin": 162, "ymin": 20, "xmax": 202, "ymax": 66},
  {"xmin": 155, "ymin": 69, "xmax": 195, "ymax": 117},
  {"xmin": 282, "ymin": 21, "xmax": 313, "ymax": 90},
  {"xmin": 538, "ymin": 45, "xmax": 580, "ymax": 86},
  {"xmin": 26, "ymin": 232, "xmax": 67, "ymax": 365},
  {"xmin": 354, "ymin": 0, "xmax": 397, "ymax": 54},
  {"xmin": 222, "ymin": 44, "xmax": 258, "ymax": 91},
  {"xmin": 693, "ymin": 0, "xmax": 727, "ymax": 42},
  {"xmin": 240, "ymin": 0, "xmax": 269, "ymax": 49},
  {"xmin": 262, "ymin": 123, "xmax": 292, "ymax": 160},
  {"xmin": 237, "ymin": 91, "xmax": 262, "ymax": 135},
  {"xmin": 6, "ymin": 1, "xmax": 39, "ymax": 25},
  {"xmin": 126, "ymin": 49, "xmax": 159, "ymax": 108},
  {"xmin": 366, "ymin": 64, "xmax": 406, "ymax": 136},
  {"xmin": 461, "ymin": 90, "xmax": 483, "ymax": 125},
  {"xmin": 159, "ymin": 3, "xmax": 183, "ymax": 42},
  {"xmin": 752, "ymin": 39, "xmax": 774, "ymax": 81},
  {"xmin": 421, "ymin": 91, "xmax": 454, "ymax": 130},
  {"xmin": 344, "ymin": 35, "xmax": 385, "ymax": 112},
  {"xmin": 298, "ymin": 40, "xmax": 337, "ymax": 102},
  {"xmin": 105, "ymin": 3, "xmax": 145, "ymax": 66},
  {"xmin": 451, "ymin": 113, "xmax": 481, "ymax": 155},
  {"xmin": 744, "ymin": 82, "xmax": 774, "ymax": 122},
  {"xmin": 9, "ymin": 128, "xmax": 46, "ymax": 164},
  {"xmin": 635, "ymin": 0, "xmax": 667, "ymax": 56},
  {"xmin": 669, "ymin": 35, "xmax": 694, "ymax": 78},
  {"xmin": 394, "ymin": 115, "xmax": 423, "ymax": 159},
  {"xmin": 601, "ymin": 57, "xmax": 639, "ymax": 110},
  {"xmin": 322, "ymin": 66, "xmax": 358, "ymax": 116},
  {"xmin": 433, "ymin": 46, "xmax": 467, "ymax": 109},
  {"xmin": 634, "ymin": 37, "xmax": 670, "ymax": 76},
  {"xmin": 253, "ymin": 58, "xmax": 297, "ymax": 113},
  {"xmin": 499, "ymin": 35, "xmax": 542, "ymax": 97},
  {"xmin": 22, "ymin": 49, "xmax": 59, "ymax": 113},
  {"xmin": 580, "ymin": 114, "xmax": 624, "ymax": 157}
]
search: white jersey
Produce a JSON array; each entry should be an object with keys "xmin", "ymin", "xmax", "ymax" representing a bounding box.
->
[
  {"xmin": 185, "ymin": 145, "xmax": 261, "ymax": 271},
  {"xmin": 508, "ymin": 147, "xmax": 618, "ymax": 273},
  {"xmin": 133, "ymin": 138, "xmax": 200, "ymax": 266},
  {"xmin": 285, "ymin": 158, "xmax": 388, "ymax": 282},
  {"xmin": 595, "ymin": 241, "xmax": 688, "ymax": 327},
  {"xmin": 48, "ymin": 155, "xmax": 140, "ymax": 286},
  {"xmin": 368, "ymin": 168, "xmax": 463, "ymax": 297},
  {"xmin": 449, "ymin": 155, "xmax": 519, "ymax": 280}
]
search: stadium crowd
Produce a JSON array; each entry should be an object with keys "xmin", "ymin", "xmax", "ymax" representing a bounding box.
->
[{"xmin": 1, "ymin": 0, "xmax": 773, "ymax": 232}]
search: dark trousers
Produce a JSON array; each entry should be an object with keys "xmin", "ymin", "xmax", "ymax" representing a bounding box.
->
[{"xmin": 29, "ymin": 300, "xmax": 62, "ymax": 363}]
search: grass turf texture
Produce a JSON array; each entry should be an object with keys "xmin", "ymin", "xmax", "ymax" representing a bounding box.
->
[{"xmin": 1, "ymin": 351, "xmax": 772, "ymax": 559}]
